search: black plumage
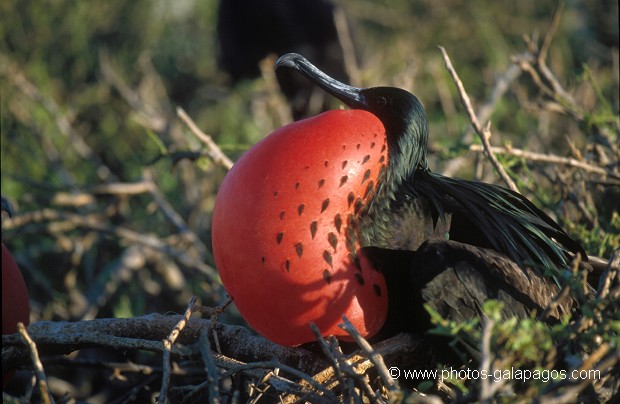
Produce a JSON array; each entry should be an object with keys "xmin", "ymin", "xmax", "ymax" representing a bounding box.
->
[{"xmin": 275, "ymin": 53, "xmax": 587, "ymax": 334}]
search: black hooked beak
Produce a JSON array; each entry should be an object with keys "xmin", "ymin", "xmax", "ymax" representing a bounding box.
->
[{"xmin": 275, "ymin": 53, "xmax": 367, "ymax": 110}]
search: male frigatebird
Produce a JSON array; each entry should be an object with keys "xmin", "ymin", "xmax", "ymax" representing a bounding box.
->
[{"xmin": 211, "ymin": 53, "xmax": 586, "ymax": 346}]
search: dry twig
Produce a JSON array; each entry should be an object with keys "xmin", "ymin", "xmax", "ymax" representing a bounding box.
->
[
  {"xmin": 159, "ymin": 297, "xmax": 198, "ymax": 403},
  {"xmin": 478, "ymin": 316, "xmax": 497, "ymax": 403},
  {"xmin": 18, "ymin": 323, "xmax": 54, "ymax": 404},
  {"xmin": 0, "ymin": 51, "xmax": 116, "ymax": 184},
  {"xmin": 2, "ymin": 315, "xmax": 329, "ymax": 376},
  {"xmin": 468, "ymin": 145, "xmax": 617, "ymax": 181},
  {"xmin": 198, "ymin": 327, "xmax": 221, "ymax": 402},
  {"xmin": 438, "ymin": 46, "xmax": 519, "ymax": 192},
  {"xmin": 340, "ymin": 316, "xmax": 397, "ymax": 392},
  {"xmin": 2, "ymin": 208, "xmax": 220, "ymax": 285},
  {"xmin": 177, "ymin": 107, "xmax": 234, "ymax": 170}
]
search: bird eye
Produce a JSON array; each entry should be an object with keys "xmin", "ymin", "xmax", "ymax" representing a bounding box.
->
[{"xmin": 375, "ymin": 96, "xmax": 388, "ymax": 108}]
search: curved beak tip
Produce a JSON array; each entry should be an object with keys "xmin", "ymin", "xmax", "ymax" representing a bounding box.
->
[
  {"xmin": 275, "ymin": 53, "xmax": 303, "ymax": 70},
  {"xmin": 273, "ymin": 53, "xmax": 366, "ymax": 109}
]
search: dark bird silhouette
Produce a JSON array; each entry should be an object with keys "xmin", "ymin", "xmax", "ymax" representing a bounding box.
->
[
  {"xmin": 274, "ymin": 53, "xmax": 587, "ymax": 337},
  {"xmin": 216, "ymin": 0, "xmax": 351, "ymax": 119}
]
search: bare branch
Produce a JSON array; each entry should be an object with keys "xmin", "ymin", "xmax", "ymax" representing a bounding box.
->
[
  {"xmin": 18, "ymin": 323, "xmax": 54, "ymax": 404},
  {"xmin": 597, "ymin": 249, "xmax": 620, "ymax": 299},
  {"xmin": 198, "ymin": 326, "xmax": 221, "ymax": 402},
  {"xmin": 468, "ymin": 144, "xmax": 618, "ymax": 180},
  {"xmin": 333, "ymin": 5, "xmax": 360, "ymax": 86},
  {"xmin": 0, "ymin": 51, "xmax": 116, "ymax": 183},
  {"xmin": 177, "ymin": 107, "xmax": 234, "ymax": 170},
  {"xmin": 220, "ymin": 360, "xmax": 338, "ymax": 401},
  {"xmin": 340, "ymin": 316, "xmax": 397, "ymax": 392},
  {"xmin": 159, "ymin": 297, "xmax": 197, "ymax": 403},
  {"xmin": 3, "ymin": 315, "xmax": 330, "ymax": 377},
  {"xmin": 2, "ymin": 208, "xmax": 220, "ymax": 286},
  {"xmin": 479, "ymin": 316, "xmax": 505, "ymax": 402},
  {"xmin": 438, "ymin": 46, "xmax": 519, "ymax": 192}
]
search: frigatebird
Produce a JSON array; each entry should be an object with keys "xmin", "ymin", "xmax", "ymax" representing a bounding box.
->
[
  {"xmin": 273, "ymin": 53, "xmax": 587, "ymax": 333},
  {"xmin": 211, "ymin": 53, "xmax": 587, "ymax": 347}
]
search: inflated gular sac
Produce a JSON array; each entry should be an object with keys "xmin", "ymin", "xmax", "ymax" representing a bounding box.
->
[
  {"xmin": 2, "ymin": 242, "xmax": 30, "ymax": 387},
  {"xmin": 213, "ymin": 110, "xmax": 389, "ymax": 346}
]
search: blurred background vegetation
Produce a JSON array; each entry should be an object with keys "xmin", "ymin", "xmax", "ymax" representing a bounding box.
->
[{"xmin": 1, "ymin": 0, "xmax": 618, "ymax": 401}]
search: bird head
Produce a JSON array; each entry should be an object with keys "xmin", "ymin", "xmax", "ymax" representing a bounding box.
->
[{"xmin": 276, "ymin": 53, "xmax": 429, "ymax": 187}]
